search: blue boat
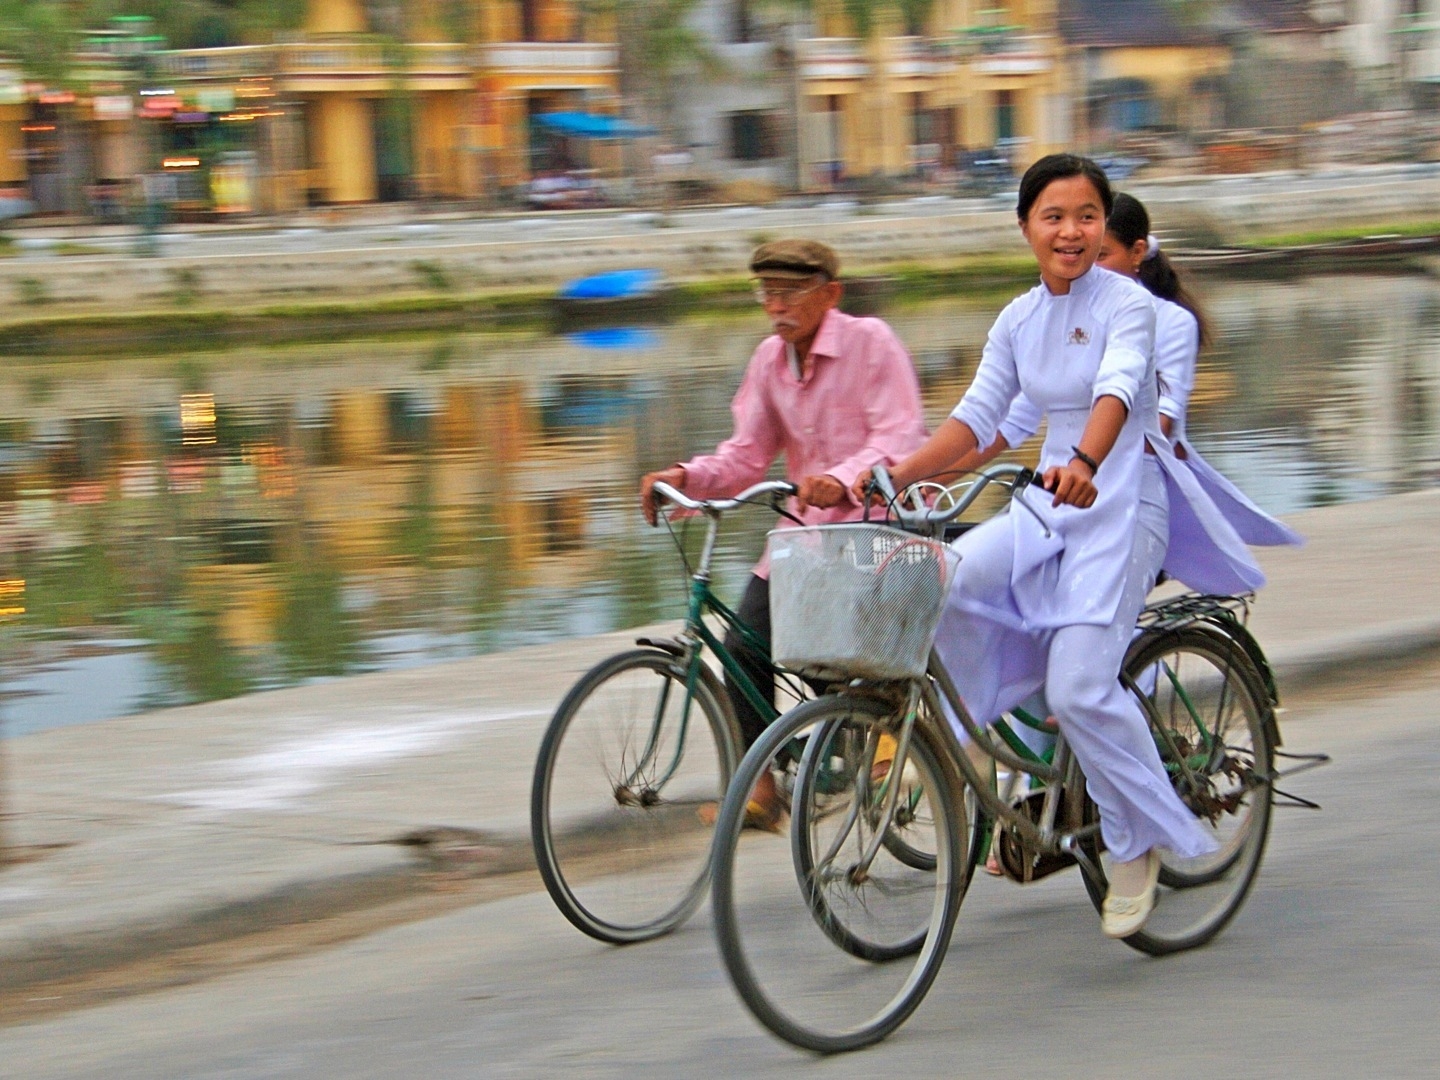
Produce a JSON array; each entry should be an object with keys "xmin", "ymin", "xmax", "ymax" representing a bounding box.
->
[{"xmin": 553, "ymin": 268, "xmax": 675, "ymax": 325}]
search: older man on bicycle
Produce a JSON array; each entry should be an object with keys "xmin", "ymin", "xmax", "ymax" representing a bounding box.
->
[{"xmin": 641, "ymin": 239, "xmax": 928, "ymax": 822}]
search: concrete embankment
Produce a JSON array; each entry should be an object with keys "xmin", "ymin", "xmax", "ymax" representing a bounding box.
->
[
  {"xmin": 1, "ymin": 487, "xmax": 1438, "ymax": 999},
  {"xmin": 1, "ymin": 165, "xmax": 1437, "ymax": 354}
]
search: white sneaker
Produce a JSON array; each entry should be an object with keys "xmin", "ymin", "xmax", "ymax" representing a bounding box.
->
[{"xmin": 1101, "ymin": 849, "xmax": 1161, "ymax": 939}]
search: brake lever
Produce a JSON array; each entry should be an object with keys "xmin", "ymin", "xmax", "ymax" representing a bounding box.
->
[
  {"xmin": 1009, "ymin": 469, "xmax": 1053, "ymax": 539},
  {"xmin": 862, "ymin": 479, "xmax": 879, "ymax": 523}
]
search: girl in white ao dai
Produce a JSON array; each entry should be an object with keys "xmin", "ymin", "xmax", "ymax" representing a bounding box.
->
[{"xmin": 856, "ymin": 156, "xmax": 1218, "ymax": 939}]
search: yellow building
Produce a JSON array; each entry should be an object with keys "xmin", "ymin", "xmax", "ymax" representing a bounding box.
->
[
  {"xmin": 152, "ymin": 0, "xmax": 620, "ymax": 207},
  {"xmin": 0, "ymin": 64, "xmax": 24, "ymax": 191},
  {"xmin": 797, "ymin": 0, "xmax": 1073, "ymax": 189},
  {"xmin": 794, "ymin": 0, "xmax": 1233, "ymax": 190},
  {"xmin": 1055, "ymin": 0, "xmax": 1230, "ymax": 148}
]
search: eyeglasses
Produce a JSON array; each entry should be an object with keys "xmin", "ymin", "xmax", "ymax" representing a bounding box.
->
[{"xmin": 753, "ymin": 278, "xmax": 826, "ymax": 305}]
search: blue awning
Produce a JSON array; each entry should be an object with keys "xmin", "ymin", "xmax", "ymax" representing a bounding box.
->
[{"xmin": 536, "ymin": 111, "xmax": 655, "ymax": 139}]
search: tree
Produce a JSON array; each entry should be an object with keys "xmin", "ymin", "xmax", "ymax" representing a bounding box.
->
[
  {"xmin": 86, "ymin": 1, "xmax": 307, "ymax": 48},
  {"xmin": 0, "ymin": 1, "xmax": 82, "ymax": 87},
  {"xmin": 0, "ymin": 2, "xmax": 311, "ymax": 73},
  {"xmin": 584, "ymin": 0, "xmax": 727, "ymax": 143}
]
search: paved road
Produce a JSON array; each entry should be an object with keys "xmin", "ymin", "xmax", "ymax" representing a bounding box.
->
[{"xmin": 3, "ymin": 657, "xmax": 1436, "ymax": 1079}]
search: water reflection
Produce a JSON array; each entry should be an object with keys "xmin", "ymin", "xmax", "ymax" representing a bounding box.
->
[
  {"xmin": 2, "ymin": 270, "xmax": 1438, "ymax": 731},
  {"xmin": 1198, "ymin": 273, "xmax": 1440, "ymax": 508}
]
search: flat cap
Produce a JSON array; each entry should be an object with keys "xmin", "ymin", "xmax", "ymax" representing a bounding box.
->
[{"xmin": 749, "ymin": 239, "xmax": 840, "ymax": 280}]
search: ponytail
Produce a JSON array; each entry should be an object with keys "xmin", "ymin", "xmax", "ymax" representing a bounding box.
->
[
  {"xmin": 1109, "ymin": 192, "xmax": 1212, "ymax": 348},
  {"xmin": 1139, "ymin": 252, "xmax": 1212, "ymax": 348}
]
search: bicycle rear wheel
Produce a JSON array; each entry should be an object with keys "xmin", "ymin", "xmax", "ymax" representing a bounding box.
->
[
  {"xmin": 1082, "ymin": 626, "xmax": 1274, "ymax": 955},
  {"xmin": 531, "ymin": 649, "xmax": 739, "ymax": 944},
  {"xmin": 712, "ymin": 694, "xmax": 964, "ymax": 1053}
]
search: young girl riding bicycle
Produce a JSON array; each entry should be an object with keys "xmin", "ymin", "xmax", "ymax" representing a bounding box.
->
[{"xmin": 857, "ymin": 154, "xmax": 1268, "ymax": 938}]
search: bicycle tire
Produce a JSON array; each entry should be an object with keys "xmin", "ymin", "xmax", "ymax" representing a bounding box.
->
[
  {"xmin": 530, "ymin": 648, "xmax": 740, "ymax": 944},
  {"xmin": 712, "ymin": 694, "xmax": 964, "ymax": 1053},
  {"xmin": 1081, "ymin": 626, "xmax": 1274, "ymax": 955}
]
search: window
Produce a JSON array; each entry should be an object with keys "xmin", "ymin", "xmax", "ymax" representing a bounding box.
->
[
  {"xmin": 995, "ymin": 90, "xmax": 1016, "ymax": 143},
  {"xmin": 729, "ymin": 111, "xmax": 780, "ymax": 161}
]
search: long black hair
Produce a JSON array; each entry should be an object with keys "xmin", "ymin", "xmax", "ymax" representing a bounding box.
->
[
  {"xmin": 1107, "ymin": 192, "xmax": 1211, "ymax": 347},
  {"xmin": 1016, "ymin": 153, "xmax": 1113, "ymax": 222}
]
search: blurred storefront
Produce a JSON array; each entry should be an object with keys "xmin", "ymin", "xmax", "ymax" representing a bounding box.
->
[
  {"xmin": 0, "ymin": 1, "xmax": 620, "ymax": 214},
  {"xmin": 0, "ymin": 65, "xmax": 27, "ymax": 195}
]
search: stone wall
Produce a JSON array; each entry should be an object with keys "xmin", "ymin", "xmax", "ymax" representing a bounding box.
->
[{"xmin": 1, "ymin": 169, "xmax": 1437, "ymax": 321}]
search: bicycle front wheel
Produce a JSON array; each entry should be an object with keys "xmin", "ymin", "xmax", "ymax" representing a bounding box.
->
[
  {"xmin": 713, "ymin": 694, "xmax": 965, "ymax": 1053},
  {"xmin": 1083, "ymin": 626, "xmax": 1275, "ymax": 955},
  {"xmin": 791, "ymin": 701, "xmax": 965, "ymax": 960},
  {"xmin": 531, "ymin": 649, "xmax": 739, "ymax": 944}
]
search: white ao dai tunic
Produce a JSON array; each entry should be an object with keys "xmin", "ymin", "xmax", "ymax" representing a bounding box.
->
[{"xmin": 937, "ymin": 267, "xmax": 1219, "ymax": 861}]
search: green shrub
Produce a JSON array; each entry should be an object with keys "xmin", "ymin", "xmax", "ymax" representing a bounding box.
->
[
  {"xmin": 16, "ymin": 277, "xmax": 49, "ymax": 306},
  {"xmin": 411, "ymin": 260, "xmax": 454, "ymax": 291},
  {"xmin": 168, "ymin": 267, "xmax": 202, "ymax": 306}
]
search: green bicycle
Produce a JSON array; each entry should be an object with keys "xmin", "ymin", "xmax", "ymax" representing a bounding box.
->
[{"xmin": 530, "ymin": 478, "xmax": 807, "ymax": 944}]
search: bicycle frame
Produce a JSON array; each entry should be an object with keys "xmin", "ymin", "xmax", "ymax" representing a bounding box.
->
[
  {"xmin": 834, "ymin": 618, "xmax": 1268, "ymax": 890},
  {"xmin": 626, "ymin": 480, "xmax": 798, "ymax": 795},
  {"xmin": 921, "ymin": 662, "xmax": 1099, "ymax": 863}
]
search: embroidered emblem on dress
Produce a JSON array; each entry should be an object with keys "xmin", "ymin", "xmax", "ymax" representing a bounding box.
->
[{"xmin": 1067, "ymin": 326, "xmax": 1091, "ymax": 346}]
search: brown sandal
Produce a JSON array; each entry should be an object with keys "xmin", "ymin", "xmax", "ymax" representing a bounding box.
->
[{"xmin": 743, "ymin": 797, "xmax": 786, "ymax": 833}]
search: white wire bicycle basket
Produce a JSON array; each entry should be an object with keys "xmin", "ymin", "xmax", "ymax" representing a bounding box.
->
[{"xmin": 767, "ymin": 524, "xmax": 958, "ymax": 681}]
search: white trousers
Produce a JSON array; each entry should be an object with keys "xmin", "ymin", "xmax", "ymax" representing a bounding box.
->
[{"xmin": 935, "ymin": 460, "xmax": 1217, "ymax": 862}]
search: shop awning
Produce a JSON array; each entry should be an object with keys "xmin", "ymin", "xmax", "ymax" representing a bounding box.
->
[{"xmin": 536, "ymin": 112, "xmax": 655, "ymax": 139}]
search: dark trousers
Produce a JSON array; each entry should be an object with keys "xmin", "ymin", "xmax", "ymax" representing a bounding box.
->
[{"xmin": 724, "ymin": 574, "xmax": 774, "ymax": 748}]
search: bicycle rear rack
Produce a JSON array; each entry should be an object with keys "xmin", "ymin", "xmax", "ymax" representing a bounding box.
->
[{"xmin": 1137, "ymin": 591, "xmax": 1254, "ymax": 633}]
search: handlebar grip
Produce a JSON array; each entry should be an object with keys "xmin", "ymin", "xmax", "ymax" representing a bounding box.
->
[
  {"xmin": 650, "ymin": 480, "xmax": 692, "ymax": 510},
  {"xmin": 1016, "ymin": 465, "xmax": 1048, "ymax": 490}
]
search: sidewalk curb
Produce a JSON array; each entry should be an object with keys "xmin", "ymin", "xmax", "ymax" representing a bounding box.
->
[
  {"xmin": 0, "ymin": 834, "xmax": 535, "ymax": 995},
  {"xmin": 1266, "ymin": 616, "xmax": 1440, "ymax": 691}
]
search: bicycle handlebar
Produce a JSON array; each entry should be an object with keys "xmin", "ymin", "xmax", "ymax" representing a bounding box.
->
[
  {"xmin": 651, "ymin": 479, "xmax": 799, "ymax": 515},
  {"xmin": 870, "ymin": 463, "xmax": 1046, "ymax": 533}
]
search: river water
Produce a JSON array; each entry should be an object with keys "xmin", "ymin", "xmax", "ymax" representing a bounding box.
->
[{"xmin": 2, "ymin": 268, "xmax": 1438, "ymax": 734}]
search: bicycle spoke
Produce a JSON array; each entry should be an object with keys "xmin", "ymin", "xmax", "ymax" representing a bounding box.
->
[
  {"xmin": 713, "ymin": 695, "xmax": 966, "ymax": 1052},
  {"xmin": 532, "ymin": 650, "xmax": 736, "ymax": 943}
]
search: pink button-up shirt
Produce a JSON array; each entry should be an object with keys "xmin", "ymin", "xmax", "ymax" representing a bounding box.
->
[{"xmin": 681, "ymin": 308, "xmax": 929, "ymax": 574}]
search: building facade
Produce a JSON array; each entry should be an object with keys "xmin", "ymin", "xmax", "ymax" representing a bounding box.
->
[
  {"xmin": 1056, "ymin": 0, "xmax": 1231, "ymax": 151},
  {"xmin": 667, "ymin": 0, "xmax": 799, "ymax": 193},
  {"xmin": 789, "ymin": 0, "xmax": 1073, "ymax": 190},
  {"xmin": 0, "ymin": 0, "xmax": 623, "ymax": 213},
  {"xmin": 154, "ymin": 0, "xmax": 624, "ymax": 207}
]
